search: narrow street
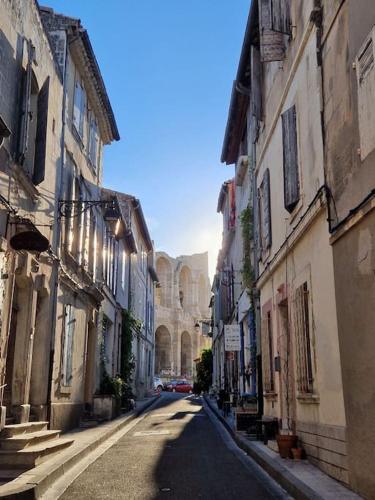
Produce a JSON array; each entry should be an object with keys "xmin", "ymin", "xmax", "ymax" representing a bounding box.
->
[{"xmin": 60, "ymin": 394, "xmax": 289, "ymax": 500}]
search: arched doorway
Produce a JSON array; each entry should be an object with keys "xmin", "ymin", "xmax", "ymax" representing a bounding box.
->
[
  {"xmin": 155, "ymin": 326, "xmax": 172, "ymax": 376},
  {"xmin": 180, "ymin": 331, "xmax": 192, "ymax": 378},
  {"xmin": 179, "ymin": 266, "xmax": 192, "ymax": 310},
  {"xmin": 156, "ymin": 257, "xmax": 172, "ymax": 307}
]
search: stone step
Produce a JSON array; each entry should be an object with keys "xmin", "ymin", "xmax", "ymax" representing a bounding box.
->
[
  {"xmin": 0, "ymin": 421, "xmax": 49, "ymax": 438},
  {"xmin": 0, "ymin": 469, "xmax": 27, "ymax": 481},
  {"xmin": 0, "ymin": 438, "xmax": 74, "ymax": 468},
  {"xmin": 0, "ymin": 430, "xmax": 61, "ymax": 451}
]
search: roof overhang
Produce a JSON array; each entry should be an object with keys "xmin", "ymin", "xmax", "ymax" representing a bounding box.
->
[
  {"xmin": 221, "ymin": 1, "xmax": 259, "ymax": 165},
  {"xmin": 69, "ymin": 32, "xmax": 119, "ymax": 144}
]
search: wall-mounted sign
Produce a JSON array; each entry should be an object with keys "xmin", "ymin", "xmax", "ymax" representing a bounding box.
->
[{"xmin": 224, "ymin": 324, "xmax": 241, "ymax": 351}]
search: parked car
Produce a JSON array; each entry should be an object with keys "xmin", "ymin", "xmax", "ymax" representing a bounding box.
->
[
  {"xmin": 167, "ymin": 380, "xmax": 193, "ymax": 393},
  {"xmin": 154, "ymin": 376, "xmax": 164, "ymax": 392},
  {"xmin": 165, "ymin": 380, "xmax": 178, "ymax": 391}
]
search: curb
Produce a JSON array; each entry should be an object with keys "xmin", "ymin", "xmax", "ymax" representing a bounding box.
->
[
  {"xmin": 0, "ymin": 395, "xmax": 160, "ymax": 500},
  {"xmin": 204, "ymin": 396, "xmax": 323, "ymax": 500}
]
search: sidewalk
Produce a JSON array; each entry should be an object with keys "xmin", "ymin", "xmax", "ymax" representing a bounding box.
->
[
  {"xmin": 204, "ymin": 396, "xmax": 361, "ymax": 500},
  {"xmin": 0, "ymin": 395, "xmax": 159, "ymax": 499}
]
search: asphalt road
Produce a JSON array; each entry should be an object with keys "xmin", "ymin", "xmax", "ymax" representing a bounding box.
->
[{"xmin": 60, "ymin": 393, "xmax": 290, "ymax": 500}]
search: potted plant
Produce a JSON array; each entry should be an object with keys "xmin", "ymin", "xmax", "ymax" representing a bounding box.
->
[
  {"xmin": 276, "ymin": 301, "xmax": 298, "ymax": 458},
  {"xmin": 94, "ymin": 372, "xmax": 125, "ymax": 420},
  {"xmin": 291, "ymin": 445, "xmax": 303, "ymax": 459},
  {"xmin": 276, "ymin": 433, "xmax": 297, "ymax": 458}
]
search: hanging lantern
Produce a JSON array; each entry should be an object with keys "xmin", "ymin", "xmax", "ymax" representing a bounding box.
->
[{"xmin": 10, "ymin": 220, "xmax": 49, "ymax": 253}]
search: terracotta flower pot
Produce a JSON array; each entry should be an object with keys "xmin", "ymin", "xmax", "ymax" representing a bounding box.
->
[
  {"xmin": 291, "ymin": 447, "xmax": 303, "ymax": 460},
  {"xmin": 276, "ymin": 434, "xmax": 297, "ymax": 458}
]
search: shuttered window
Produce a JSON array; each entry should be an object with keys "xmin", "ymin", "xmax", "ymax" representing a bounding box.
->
[
  {"xmin": 88, "ymin": 113, "xmax": 99, "ymax": 169},
  {"xmin": 262, "ymin": 311, "xmax": 274, "ymax": 392},
  {"xmin": 33, "ymin": 77, "xmax": 50, "ymax": 185},
  {"xmin": 293, "ymin": 283, "xmax": 313, "ymax": 394},
  {"xmin": 356, "ymin": 28, "xmax": 375, "ymax": 160},
  {"xmin": 262, "ymin": 168, "xmax": 272, "ymax": 249},
  {"xmin": 271, "ymin": 0, "xmax": 291, "ymax": 35},
  {"xmin": 18, "ymin": 41, "xmax": 34, "ymax": 164},
  {"xmin": 62, "ymin": 305, "xmax": 75, "ymax": 386},
  {"xmin": 73, "ymin": 77, "xmax": 86, "ymax": 139},
  {"xmin": 259, "ymin": 0, "xmax": 287, "ymax": 62},
  {"xmin": 258, "ymin": 168, "xmax": 272, "ymax": 255},
  {"xmin": 250, "ymin": 46, "xmax": 262, "ymax": 122},
  {"xmin": 282, "ymin": 105, "xmax": 300, "ymax": 213}
]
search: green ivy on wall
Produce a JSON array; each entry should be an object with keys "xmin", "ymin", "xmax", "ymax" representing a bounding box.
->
[
  {"xmin": 120, "ymin": 309, "xmax": 140, "ymax": 383},
  {"xmin": 240, "ymin": 205, "xmax": 254, "ymax": 294}
]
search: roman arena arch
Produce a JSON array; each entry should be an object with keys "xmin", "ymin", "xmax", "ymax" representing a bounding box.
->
[
  {"xmin": 180, "ymin": 331, "xmax": 193, "ymax": 378},
  {"xmin": 156, "ymin": 256, "xmax": 172, "ymax": 308},
  {"xmin": 155, "ymin": 325, "xmax": 172, "ymax": 376},
  {"xmin": 179, "ymin": 266, "xmax": 192, "ymax": 310}
]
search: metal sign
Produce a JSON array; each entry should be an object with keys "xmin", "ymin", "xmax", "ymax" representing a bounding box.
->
[{"xmin": 224, "ymin": 324, "xmax": 241, "ymax": 351}]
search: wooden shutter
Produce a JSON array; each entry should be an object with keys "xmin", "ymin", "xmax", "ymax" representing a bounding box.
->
[
  {"xmin": 73, "ymin": 80, "xmax": 81, "ymax": 132},
  {"xmin": 272, "ymin": 0, "xmax": 292, "ymax": 35},
  {"xmin": 62, "ymin": 305, "xmax": 75, "ymax": 385},
  {"xmin": 282, "ymin": 105, "xmax": 300, "ymax": 212},
  {"xmin": 33, "ymin": 77, "xmax": 50, "ymax": 185},
  {"xmin": 259, "ymin": 0, "xmax": 285, "ymax": 62},
  {"xmin": 261, "ymin": 315, "xmax": 272, "ymax": 392},
  {"xmin": 18, "ymin": 41, "xmax": 34, "ymax": 164},
  {"xmin": 253, "ymin": 185, "xmax": 261, "ymax": 262},
  {"xmin": 250, "ymin": 46, "xmax": 262, "ymax": 120},
  {"xmin": 262, "ymin": 168, "xmax": 272, "ymax": 249}
]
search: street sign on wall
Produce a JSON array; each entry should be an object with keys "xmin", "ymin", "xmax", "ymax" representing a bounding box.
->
[{"xmin": 224, "ymin": 324, "xmax": 241, "ymax": 351}]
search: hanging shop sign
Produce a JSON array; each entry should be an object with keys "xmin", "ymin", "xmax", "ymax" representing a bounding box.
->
[{"xmin": 224, "ymin": 324, "xmax": 241, "ymax": 351}]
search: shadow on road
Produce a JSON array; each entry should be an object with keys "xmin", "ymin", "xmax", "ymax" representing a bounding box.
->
[{"xmin": 150, "ymin": 394, "xmax": 274, "ymax": 500}]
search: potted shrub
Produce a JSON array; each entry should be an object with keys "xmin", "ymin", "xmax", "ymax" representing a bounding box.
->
[{"xmin": 94, "ymin": 373, "xmax": 125, "ymax": 420}]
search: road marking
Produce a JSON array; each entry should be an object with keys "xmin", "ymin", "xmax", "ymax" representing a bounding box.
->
[
  {"xmin": 150, "ymin": 413, "xmax": 175, "ymax": 418},
  {"xmin": 133, "ymin": 430, "xmax": 170, "ymax": 436}
]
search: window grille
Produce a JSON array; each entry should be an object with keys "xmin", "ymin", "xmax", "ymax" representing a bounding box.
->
[{"xmin": 293, "ymin": 282, "xmax": 313, "ymax": 393}]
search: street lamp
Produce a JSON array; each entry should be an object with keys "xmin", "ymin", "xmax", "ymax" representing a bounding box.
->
[{"xmin": 58, "ymin": 198, "xmax": 121, "ymax": 233}]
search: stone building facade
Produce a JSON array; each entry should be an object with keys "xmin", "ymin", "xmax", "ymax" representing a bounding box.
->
[
  {"xmin": 155, "ymin": 252, "xmax": 211, "ymax": 380},
  {"xmin": 321, "ymin": 1, "xmax": 375, "ymax": 497},
  {"xmin": 0, "ymin": 0, "xmax": 63, "ymax": 427},
  {"xmin": 0, "ymin": 2, "xmax": 157, "ymax": 441},
  {"xmin": 216, "ymin": 0, "xmax": 349, "ymax": 487}
]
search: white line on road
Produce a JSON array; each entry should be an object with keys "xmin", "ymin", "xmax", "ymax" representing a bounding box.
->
[
  {"xmin": 40, "ymin": 399, "xmax": 161, "ymax": 500},
  {"xmin": 133, "ymin": 430, "xmax": 170, "ymax": 436},
  {"xmin": 150, "ymin": 413, "xmax": 175, "ymax": 418}
]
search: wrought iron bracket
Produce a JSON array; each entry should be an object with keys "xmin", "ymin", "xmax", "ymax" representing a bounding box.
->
[{"xmin": 58, "ymin": 199, "xmax": 118, "ymax": 219}]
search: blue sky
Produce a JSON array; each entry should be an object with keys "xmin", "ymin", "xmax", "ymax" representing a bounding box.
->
[{"xmin": 45, "ymin": 0, "xmax": 251, "ymax": 278}]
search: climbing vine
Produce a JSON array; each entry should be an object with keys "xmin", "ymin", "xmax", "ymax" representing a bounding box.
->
[
  {"xmin": 120, "ymin": 309, "xmax": 140, "ymax": 383},
  {"xmin": 240, "ymin": 206, "xmax": 254, "ymax": 294}
]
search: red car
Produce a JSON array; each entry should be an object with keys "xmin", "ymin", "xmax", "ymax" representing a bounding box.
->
[{"xmin": 168, "ymin": 380, "xmax": 193, "ymax": 393}]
